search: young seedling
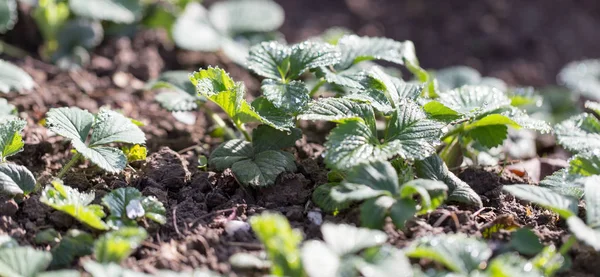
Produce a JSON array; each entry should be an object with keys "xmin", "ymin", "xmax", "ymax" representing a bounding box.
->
[
  {"xmin": 315, "ymin": 160, "xmax": 448, "ymax": 229},
  {"xmin": 0, "ymin": 60, "xmax": 35, "ymax": 93},
  {"xmin": 249, "ymin": 213, "xmax": 304, "ymax": 277},
  {"xmin": 102, "ymin": 187, "xmax": 166, "ymax": 228},
  {"xmin": 0, "ymin": 117, "xmax": 37, "ymax": 198},
  {"xmin": 406, "ymin": 233, "xmax": 565, "ymax": 276},
  {"xmin": 173, "ymin": 0, "xmax": 284, "ymax": 65},
  {"xmin": 301, "ymin": 223, "xmax": 412, "ymax": 277},
  {"xmin": 209, "ymin": 125, "xmax": 300, "ymax": 187},
  {"xmin": 45, "ymin": 107, "xmax": 146, "ymax": 177},
  {"xmin": 423, "ymin": 85, "xmax": 551, "ymax": 167},
  {"xmin": 190, "ymin": 66, "xmax": 296, "ymax": 140},
  {"xmin": 93, "ymin": 227, "xmax": 147, "ymax": 264},
  {"xmin": 559, "ymin": 59, "xmax": 600, "ymax": 101}
]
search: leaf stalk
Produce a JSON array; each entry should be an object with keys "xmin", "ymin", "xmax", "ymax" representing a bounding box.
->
[{"xmin": 57, "ymin": 152, "xmax": 82, "ymax": 179}]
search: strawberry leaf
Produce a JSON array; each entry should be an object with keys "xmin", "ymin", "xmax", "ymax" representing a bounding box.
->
[
  {"xmin": 334, "ymin": 35, "xmax": 414, "ymax": 70},
  {"xmin": 252, "ymin": 125, "xmax": 301, "ymax": 153},
  {"xmin": 150, "ymin": 71, "xmax": 202, "ymax": 112},
  {"xmin": 69, "ymin": 0, "xmax": 141, "ymax": 23},
  {"xmin": 248, "ymin": 41, "xmax": 340, "ymax": 81},
  {"xmin": 172, "ymin": 3, "xmax": 222, "ymax": 52},
  {"xmin": 559, "ymin": 59, "xmax": 600, "ymax": 101},
  {"xmin": 0, "ymin": 118, "xmax": 25, "ymax": 160},
  {"xmin": 555, "ymin": 113, "xmax": 600, "ymax": 153},
  {"xmin": 0, "ymin": 246, "xmax": 52, "ymax": 277},
  {"xmin": 0, "ymin": 0, "xmax": 17, "ymax": 34},
  {"xmin": 209, "ymin": 0, "xmax": 283, "ymax": 35},
  {"xmin": 261, "ymin": 79, "xmax": 309, "ymax": 113},
  {"xmin": 0, "ymin": 60, "xmax": 34, "ymax": 93},
  {"xmin": 40, "ymin": 180, "xmax": 109, "ymax": 230},
  {"xmin": 0, "ymin": 163, "xmax": 35, "ymax": 196},
  {"xmin": 94, "ymin": 227, "xmax": 147, "ymax": 264},
  {"xmin": 503, "ymin": 184, "xmax": 578, "ymax": 219},
  {"xmin": 298, "ymin": 98, "xmax": 375, "ymax": 127},
  {"xmin": 406, "ymin": 234, "xmax": 492, "ymax": 274},
  {"xmin": 415, "ymin": 155, "xmax": 483, "ymax": 207},
  {"xmin": 539, "ymin": 169, "xmax": 584, "ymax": 199}
]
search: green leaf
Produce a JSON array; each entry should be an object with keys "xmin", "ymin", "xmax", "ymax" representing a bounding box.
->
[
  {"xmin": 0, "ymin": 60, "xmax": 35, "ymax": 93},
  {"xmin": 530, "ymin": 246, "xmax": 566, "ymax": 277},
  {"xmin": 83, "ymin": 261, "xmax": 148, "ymax": 277},
  {"xmin": 406, "ymin": 234, "xmax": 492, "ymax": 274},
  {"xmin": 248, "ymin": 41, "xmax": 340, "ymax": 80},
  {"xmin": 209, "ymin": 139, "xmax": 253, "ymax": 170},
  {"xmin": 423, "ymin": 101, "xmax": 461, "ymax": 122},
  {"xmin": 0, "ymin": 234, "xmax": 17, "ymax": 249},
  {"xmin": 585, "ymin": 101, "xmax": 600, "ymax": 117},
  {"xmin": 231, "ymin": 150, "xmax": 296, "ymax": 187},
  {"xmin": 261, "ymin": 79, "xmax": 309, "ymax": 113},
  {"xmin": 247, "ymin": 41, "xmax": 289, "ymax": 80},
  {"xmin": 40, "ymin": 179, "xmax": 109, "ymax": 230},
  {"xmin": 360, "ymin": 196, "xmax": 395, "ymax": 229},
  {"xmin": 334, "ymin": 35, "xmax": 414, "ymax": 70},
  {"xmin": 0, "ymin": 98, "xmax": 17, "ymax": 120},
  {"xmin": 321, "ymin": 223, "xmax": 387, "ymax": 256},
  {"xmin": 358, "ymin": 245, "xmax": 413, "ymax": 277},
  {"xmin": 141, "ymin": 196, "xmax": 166, "ymax": 225},
  {"xmin": 252, "ymin": 125, "xmax": 301, "ymax": 153},
  {"xmin": 298, "ymin": 98, "xmax": 375, "ymax": 126},
  {"xmin": 46, "ymin": 107, "xmax": 94, "ymax": 145},
  {"xmin": 208, "ymin": 0, "xmax": 283, "ymax": 35},
  {"xmin": 0, "ymin": 246, "xmax": 52, "ymax": 277},
  {"xmin": 172, "ymin": 3, "xmax": 222, "ymax": 52},
  {"xmin": 434, "ymin": 86, "xmax": 512, "ymax": 118},
  {"xmin": 77, "ymin": 146, "xmax": 128, "ymax": 174},
  {"xmin": 434, "ymin": 66, "xmax": 482, "ymax": 92},
  {"xmin": 53, "ymin": 19, "xmax": 103, "ymax": 62},
  {"xmin": 500, "ymin": 108, "xmax": 552, "ymax": 133},
  {"xmin": 487, "ymin": 253, "xmax": 543, "ymax": 277},
  {"xmin": 399, "ymin": 179, "xmax": 448, "ymax": 213},
  {"xmin": 558, "ymin": 59, "xmax": 600, "ymax": 101},
  {"xmin": 69, "ymin": 0, "xmax": 141, "ymax": 23},
  {"xmin": 0, "ymin": 163, "xmax": 35, "ymax": 196},
  {"xmin": 415, "ymin": 155, "xmax": 482, "ymax": 207},
  {"xmin": 389, "ymin": 198, "xmax": 418, "ymax": 229},
  {"xmin": 467, "ymin": 124, "xmax": 508, "ymax": 149},
  {"xmin": 345, "ymin": 160, "xmax": 400, "ymax": 195},
  {"xmin": 539, "ymin": 168, "xmax": 584, "ymax": 199},
  {"xmin": 150, "ymin": 71, "xmax": 202, "ymax": 112},
  {"xmin": 300, "ymin": 240, "xmax": 342, "ymax": 277},
  {"xmin": 37, "ymin": 270, "xmax": 81, "ymax": 277},
  {"xmin": 0, "ymin": 118, "xmax": 25, "ymax": 160},
  {"xmin": 50, "ymin": 229, "xmax": 94, "ymax": 268},
  {"xmin": 94, "ymin": 227, "xmax": 147, "ymax": 264},
  {"xmin": 102, "ymin": 187, "xmax": 142, "ymax": 219},
  {"xmin": 122, "ymin": 144, "xmax": 147, "ymax": 163},
  {"xmin": 555, "ymin": 113, "xmax": 600, "ymax": 153},
  {"xmin": 584, "ymin": 176, "xmax": 600, "ymax": 228},
  {"xmin": 315, "ymin": 67, "xmax": 367, "ymax": 89},
  {"xmin": 311, "ymin": 183, "xmax": 352, "ymax": 213},
  {"xmin": 502, "ymin": 184, "xmax": 578, "ymax": 219},
  {"xmin": 567, "ymin": 216, "xmax": 600, "ymax": 251},
  {"xmin": 251, "ymin": 97, "xmax": 295, "ymax": 131},
  {"xmin": 345, "ymin": 68, "xmax": 423, "ymax": 114},
  {"xmin": 90, "ymin": 109, "xmax": 146, "ymax": 146},
  {"xmin": 509, "ymin": 228, "xmax": 544, "ymax": 256},
  {"xmin": 0, "ymin": 0, "xmax": 16, "ymax": 34},
  {"xmin": 191, "ymin": 67, "xmax": 262, "ymax": 126},
  {"xmin": 569, "ymin": 152, "xmax": 600, "ymax": 176},
  {"xmin": 323, "ymin": 101, "xmax": 441, "ymax": 170},
  {"xmin": 250, "ymin": 213, "xmax": 303, "ymax": 277}
]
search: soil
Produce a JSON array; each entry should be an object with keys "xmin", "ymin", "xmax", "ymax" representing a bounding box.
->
[{"xmin": 1, "ymin": 0, "xmax": 599, "ymax": 276}]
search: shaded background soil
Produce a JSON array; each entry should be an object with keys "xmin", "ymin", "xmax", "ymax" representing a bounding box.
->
[{"xmin": 1, "ymin": 0, "xmax": 600, "ymax": 276}]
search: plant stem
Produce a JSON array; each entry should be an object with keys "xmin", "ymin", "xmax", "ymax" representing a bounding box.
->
[
  {"xmin": 559, "ymin": 236, "xmax": 577, "ymax": 256},
  {"xmin": 0, "ymin": 41, "xmax": 28, "ymax": 58},
  {"xmin": 204, "ymin": 108, "xmax": 237, "ymax": 140},
  {"xmin": 236, "ymin": 122, "xmax": 252, "ymax": 141},
  {"xmin": 309, "ymin": 78, "xmax": 326, "ymax": 97},
  {"xmin": 441, "ymin": 124, "xmax": 465, "ymax": 141},
  {"xmin": 57, "ymin": 153, "xmax": 82, "ymax": 179}
]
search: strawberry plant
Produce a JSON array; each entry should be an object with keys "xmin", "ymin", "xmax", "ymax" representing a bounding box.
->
[
  {"xmin": 314, "ymin": 160, "xmax": 448, "ymax": 229},
  {"xmin": 424, "ymin": 85, "xmax": 551, "ymax": 167},
  {"xmin": 45, "ymin": 107, "xmax": 146, "ymax": 177},
  {"xmin": 0, "ymin": 117, "xmax": 36, "ymax": 198},
  {"xmin": 172, "ymin": 0, "xmax": 284, "ymax": 65}
]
